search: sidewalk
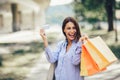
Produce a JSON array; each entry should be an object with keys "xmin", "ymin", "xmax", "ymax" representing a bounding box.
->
[
  {"xmin": 24, "ymin": 52, "xmax": 50, "ymax": 80},
  {"xmin": 24, "ymin": 43, "xmax": 57, "ymax": 80},
  {"xmin": 85, "ymin": 61, "xmax": 120, "ymax": 80}
]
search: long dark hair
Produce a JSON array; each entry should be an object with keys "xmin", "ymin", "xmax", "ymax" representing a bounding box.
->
[{"xmin": 62, "ymin": 17, "xmax": 81, "ymax": 42}]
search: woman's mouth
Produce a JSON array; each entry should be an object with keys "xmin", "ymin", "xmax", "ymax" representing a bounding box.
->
[{"xmin": 68, "ymin": 34, "xmax": 75, "ymax": 39}]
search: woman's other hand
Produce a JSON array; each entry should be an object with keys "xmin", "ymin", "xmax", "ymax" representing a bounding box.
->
[{"xmin": 79, "ymin": 34, "xmax": 88, "ymax": 43}]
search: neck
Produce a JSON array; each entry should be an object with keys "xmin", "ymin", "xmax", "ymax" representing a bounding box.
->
[{"xmin": 67, "ymin": 40, "xmax": 72, "ymax": 45}]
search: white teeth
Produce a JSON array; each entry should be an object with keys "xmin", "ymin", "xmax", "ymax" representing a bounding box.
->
[
  {"xmin": 69, "ymin": 35, "xmax": 74, "ymax": 37},
  {"xmin": 70, "ymin": 34, "xmax": 73, "ymax": 36}
]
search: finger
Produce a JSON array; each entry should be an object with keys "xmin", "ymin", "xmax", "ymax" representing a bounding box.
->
[
  {"xmin": 79, "ymin": 37, "xmax": 84, "ymax": 42},
  {"xmin": 40, "ymin": 29, "xmax": 46, "ymax": 35},
  {"xmin": 40, "ymin": 29, "xmax": 44, "ymax": 33},
  {"xmin": 84, "ymin": 35, "xmax": 88, "ymax": 40}
]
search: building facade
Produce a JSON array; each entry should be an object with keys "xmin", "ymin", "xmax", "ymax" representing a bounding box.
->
[{"xmin": 0, "ymin": 0, "xmax": 50, "ymax": 33}]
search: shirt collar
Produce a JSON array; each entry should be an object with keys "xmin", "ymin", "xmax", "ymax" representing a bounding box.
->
[{"xmin": 64, "ymin": 39, "xmax": 76, "ymax": 46}]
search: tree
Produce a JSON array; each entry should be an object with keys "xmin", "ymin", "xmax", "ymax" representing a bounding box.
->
[
  {"xmin": 105, "ymin": 0, "xmax": 115, "ymax": 32},
  {"xmin": 73, "ymin": 0, "xmax": 115, "ymax": 31}
]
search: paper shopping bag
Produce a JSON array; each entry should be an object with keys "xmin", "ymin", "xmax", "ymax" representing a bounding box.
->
[
  {"xmin": 80, "ymin": 36, "xmax": 117, "ymax": 76},
  {"xmin": 47, "ymin": 62, "xmax": 57, "ymax": 80},
  {"xmin": 85, "ymin": 36, "xmax": 118, "ymax": 69},
  {"xmin": 89, "ymin": 36, "xmax": 118, "ymax": 64},
  {"xmin": 80, "ymin": 45, "xmax": 106, "ymax": 76},
  {"xmin": 80, "ymin": 46, "xmax": 88, "ymax": 76}
]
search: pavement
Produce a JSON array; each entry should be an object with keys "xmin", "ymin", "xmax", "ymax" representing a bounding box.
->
[
  {"xmin": 24, "ymin": 52, "xmax": 50, "ymax": 80},
  {"xmin": 0, "ymin": 29, "xmax": 120, "ymax": 80}
]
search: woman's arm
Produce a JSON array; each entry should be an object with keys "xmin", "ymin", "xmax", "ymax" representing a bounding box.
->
[
  {"xmin": 40, "ymin": 29, "xmax": 62, "ymax": 63},
  {"xmin": 72, "ymin": 35, "xmax": 88, "ymax": 65},
  {"xmin": 72, "ymin": 42, "xmax": 82, "ymax": 65},
  {"xmin": 45, "ymin": 42, "xmax": 62, "ymax": 63}
]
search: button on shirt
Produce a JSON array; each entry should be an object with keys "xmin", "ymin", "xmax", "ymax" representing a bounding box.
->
[{"xmin": 45, "ymin": 40, "xmax": 84, "ymax": 80}]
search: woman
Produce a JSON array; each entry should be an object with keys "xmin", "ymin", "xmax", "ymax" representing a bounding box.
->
[{"xmin": 40, "ymin": 17, "xmax": 86, "ymax": 80}]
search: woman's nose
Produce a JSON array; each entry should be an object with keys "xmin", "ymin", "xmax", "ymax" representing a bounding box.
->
[{"xmin": 70, "ymin": 29, "xmax": 75, "ymax": 33}]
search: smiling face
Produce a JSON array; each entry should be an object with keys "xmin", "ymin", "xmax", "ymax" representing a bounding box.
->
[
  {"xmin": 62, "ymin": 17, "xmax": 81, "ymax": 42},
  {"xmin": 64, "ymin": 22, "xmax": 76, "ymax": 41}
]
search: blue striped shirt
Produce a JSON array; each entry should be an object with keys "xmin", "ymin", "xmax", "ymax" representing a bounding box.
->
[{"xmin": 45, "ymin": 40, "xmax": 84, "ymax": 80}]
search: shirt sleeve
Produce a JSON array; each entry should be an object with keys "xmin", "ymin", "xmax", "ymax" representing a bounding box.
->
[
  {"xmin": 45, "ymin": 41, "xmax": 62, "ymax": 63},
  {"xmin": 72, "ymin": 42, "xmax": 82, "ymax": 65}
]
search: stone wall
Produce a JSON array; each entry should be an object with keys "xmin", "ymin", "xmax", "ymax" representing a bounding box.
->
[
  {"xmin": 0, "ymin": 3, "xmax": 12, "ymax": 33},
  {"xmin": 0, "ymin": 0, "xmax": 50, "ymax": 33}
]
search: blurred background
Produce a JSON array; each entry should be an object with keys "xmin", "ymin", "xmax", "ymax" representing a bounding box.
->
[{"xmin": 0, "ymin": 0, "xmax": 120, "ymax": 80}]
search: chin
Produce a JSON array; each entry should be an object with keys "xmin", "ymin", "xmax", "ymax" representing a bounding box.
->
[{"xmin": 68, "ymin": 38, "xmax": 75, "ymax": 41}]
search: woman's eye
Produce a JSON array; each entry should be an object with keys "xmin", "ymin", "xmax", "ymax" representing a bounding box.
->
[
  {"xmin": 67, "ymin": 27, "xmax": 71, "ymax": 29},
  {"xmin": 73, "ymin": 27, "xmax": 76, "ymax": 29},
  {"xmin": 66, "ymin": 26, "xmax": 76, "ymax": 30}
]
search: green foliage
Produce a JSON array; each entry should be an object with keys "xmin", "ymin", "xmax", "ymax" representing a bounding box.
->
[
  {"xmin": 109, "ymin": 45, "xmax": 120, "ymax": 59},
  {"xmin": 73, "ymin": 0, "xmax": 107, "ymax": 23},
  {"xmin": 116, "ymin": 1, "xmax": 120, "ymax": 9},
  {"xmin": 12, "ymin": 49, "xmax": 25, "ymax": 55},
  {"xmin": 87, "ymin": 18, "xmax": 99, "ymax": 24},
  {"xmin": 12, "ymin": 42, "xmax": 44, "ymax": 55},
  {"xmin": 82, "ymin": 0, "xmax": 104, "ymax": 10},
  {"xmin": 0, "ymin": 78, "xmax": 14, "ymax": 80}
]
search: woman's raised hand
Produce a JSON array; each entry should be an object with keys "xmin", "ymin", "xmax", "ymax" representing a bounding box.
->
[
  {"xmin": 40, "ymin": 29, "xmax": 47, "ymax": 41},
  {"xmin": 40, "ymin": 29, "xmax": 48, "ymax": 47}
]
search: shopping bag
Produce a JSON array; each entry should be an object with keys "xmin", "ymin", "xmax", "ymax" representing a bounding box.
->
[
  {"xmin": 47, "ymin": 62, "xmax": 57, "ymax": 80},
  {"xmin": 80, "ymin": 45, "xmax": 106, "ymax": 76},
  {"xmin": 85, "ymin": 36, "xmax": 118, "ymax": 69},
  {"xmin": 89, "ymin": 36, "xmax": 117, "ymax": 63},
  {"xmin": 80, "ymin": 47, "xmax": 88, "ymax": 75},
  {"xmin": 80, "ymin": 36, "xmax": 117, "ymax": 76}
]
